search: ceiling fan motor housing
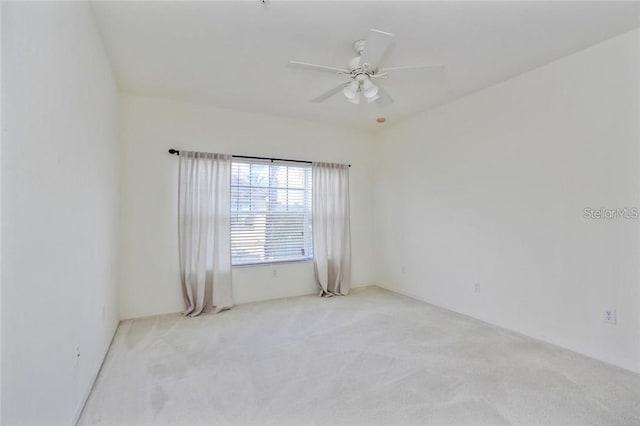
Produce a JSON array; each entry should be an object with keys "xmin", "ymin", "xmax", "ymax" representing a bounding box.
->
[{"xmin": 348, "ymin": 55, "xmax": 362, "ymax": 72}]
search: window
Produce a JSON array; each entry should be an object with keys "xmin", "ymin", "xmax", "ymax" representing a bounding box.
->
[{"xmin": 231, "ymin": 160, "xmax": 313, "ymax": 266}]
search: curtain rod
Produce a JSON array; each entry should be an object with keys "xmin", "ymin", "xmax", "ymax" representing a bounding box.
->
[{"xmin": 168, "ymin": 149, "xmax": 351, "ymax": 167}]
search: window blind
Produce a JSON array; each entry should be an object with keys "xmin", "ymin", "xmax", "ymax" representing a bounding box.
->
[{"xmin": 231, "ymin": 159, "xmax": 313, "ymax": 266}]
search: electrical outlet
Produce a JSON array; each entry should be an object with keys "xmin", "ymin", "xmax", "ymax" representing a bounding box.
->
[
  {"xmin": 401, "ymin": 266, "xmax": 406, "ymax": 274},
  {"xmin": 603, "ymin": 308, "xmax": 616, "ymax": 325},
  {"xmin": 474, "ymin": 283, "xmax": 481, "ymax": 293}
]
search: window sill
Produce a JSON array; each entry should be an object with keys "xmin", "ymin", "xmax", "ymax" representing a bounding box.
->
[{"xmin": 232, "ymin": 258, "xmax": 313, "ymax": 268}]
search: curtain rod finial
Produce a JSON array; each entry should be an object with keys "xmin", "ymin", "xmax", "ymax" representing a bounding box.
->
[{"xmin": 168, "ymin": 149, "xmax": 180, "ymax": 155}]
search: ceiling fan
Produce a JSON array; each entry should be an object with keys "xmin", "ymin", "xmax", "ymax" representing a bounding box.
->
[{"xmin": 287, "ymin": 29, "xmax": 444, "ymax": 106}]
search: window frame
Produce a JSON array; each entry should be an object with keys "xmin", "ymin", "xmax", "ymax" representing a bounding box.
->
[{"xmin": 230, "ymin": 159, "xmax": 313, "ymax": 267}]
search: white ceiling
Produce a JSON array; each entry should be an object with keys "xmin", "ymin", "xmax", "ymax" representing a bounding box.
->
[{"xmin": 91, "ymin": 1, "xmax": 640, "ymax": 130}]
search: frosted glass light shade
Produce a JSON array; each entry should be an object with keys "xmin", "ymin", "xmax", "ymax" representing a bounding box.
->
[{"xmin": 343, "ymin": 81, "xmax": 359, "ymax": 100}]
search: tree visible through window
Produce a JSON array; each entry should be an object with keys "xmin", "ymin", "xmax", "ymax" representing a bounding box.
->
[{"xmin": 231, "ymin": 160, "xmax": 312, "ymax": 265}]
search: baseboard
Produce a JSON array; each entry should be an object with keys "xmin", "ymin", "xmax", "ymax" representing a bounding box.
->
[
  {"xmin": 377, "ymin": 283, "xmax": 640, "ymax": 375},
  {"xmin": 73, "ymin": 320, "xmax": 120, "ymax": 425},
  {"xmin": 122, "ymin": 283, "xmax": 378, "ymax": 320}
]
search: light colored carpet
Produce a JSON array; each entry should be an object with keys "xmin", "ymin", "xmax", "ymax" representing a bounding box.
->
[{"xmin": 79, "ymin": 286, "xmax": 640, "ymax": 425}]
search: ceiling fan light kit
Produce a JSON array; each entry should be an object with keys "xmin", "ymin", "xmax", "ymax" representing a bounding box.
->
[
  {"xmin": 288, "ymin": 29, "xmax": 445, "ymax": 107},
  {"xmin": 343, "ymin": 75, "xmax": 379, "ymax": 104},
  {"xmin": 362, "ymin": 78, "xmax": 379, "ymax": 99},
  {"xmin": 343, "ymin": 81, "xmax": 359, "ymax": 100}
]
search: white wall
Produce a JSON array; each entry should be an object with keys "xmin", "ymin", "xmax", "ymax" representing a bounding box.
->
[
  {"xmin": 119, "ymin": 94, "xmax": 375, "ymax": 319},
  {"xmin": 1, "ymin": 2, "xmax": 120, "ymax": 424},
  {"xmin": 374, "ymin": 29, "xmax": 640, "ymax": 373},
  {"xmin": 1, "ymin": 2, "xmax": 4, "ymax": 420}
]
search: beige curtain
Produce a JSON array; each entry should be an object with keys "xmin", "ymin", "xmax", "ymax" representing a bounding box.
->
[
  {"xmin": 178, "ymin": 151, "xmax": 233, "ymax": 316},
  {"xmin": 312, "ymin": 162, "xmax": 351, "ymax": 296}
]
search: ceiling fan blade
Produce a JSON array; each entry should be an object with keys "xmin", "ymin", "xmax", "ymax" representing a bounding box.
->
[
  {"xmin": 379, "ymin": 64, "xmax": 445, "ymax": 73},
  {"xmin": 287, "ymin": 61, "xmax": 349, "ymax": 75},
  {"xmin": 311, "ymin": 83, "xmax": 349, "ymax": 103},
  {"xmin": 374, "ymin": 83, "xmax": 394, "ymax": 106},
  {"xmin": 359, "ymin": 29, "xmax": 394, "ymax": 71}
]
